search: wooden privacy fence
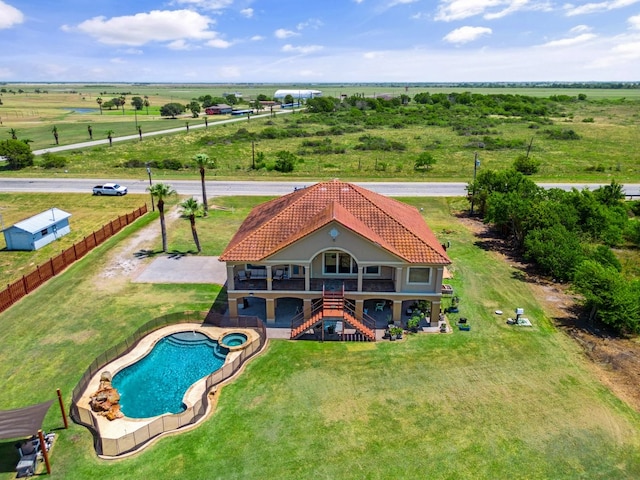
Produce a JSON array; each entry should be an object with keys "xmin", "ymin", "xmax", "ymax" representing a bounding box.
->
[{"xmin": 0, "ymin": 205, "xmax": 148, "ymax": 314}]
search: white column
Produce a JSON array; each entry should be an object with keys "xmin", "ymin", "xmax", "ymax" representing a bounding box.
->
[
  {"xmin": 267, "ymin": 265, "xmax": 273, "ymax": 291},
  {"xmin": 305, "ymin": 264, "xmax": 311, "ymax": 291},
  {"xmin": 395, "ymin": 267, "xmax": 403, "ymax": 292},
  {"xmin": 226, "ymin": 264, "xmax": 236, "ymax": 290},
  {"xmin": 357, "ymin": 266, "xmax": 363, "ymax": 292}
]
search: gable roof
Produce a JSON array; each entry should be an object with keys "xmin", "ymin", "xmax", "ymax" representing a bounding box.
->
[
  {"xmin": 220, "ymin": 180, "xmax": 450, "ymax": 265},
  {"xmin": 7, "ymin": 208, "xmax": 71, "ymax": 234}
]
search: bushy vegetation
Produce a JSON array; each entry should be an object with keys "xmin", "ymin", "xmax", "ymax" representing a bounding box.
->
[
  {"xmin": 471, "ymin": 173, "xmax": 639, "ymax": 334},
  {"xmin": 39, "ymin": 151, "xmax": 67, "ymax": 169},
  {"xmin": 0, "ymin": 139, "xmax": 34, "ymax": 169}
]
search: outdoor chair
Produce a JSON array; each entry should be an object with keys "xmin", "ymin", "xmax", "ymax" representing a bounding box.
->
[
  {"xmin": 375, "ymin": 302, "xmax": 385, "ymax": 312},
  {"xmin": 237, "ymin": 270, "xmax": 248, "ymax": 282},
  {"xmin": 273, "ymin": 269, "xmax": 285, "ymax": 281}
]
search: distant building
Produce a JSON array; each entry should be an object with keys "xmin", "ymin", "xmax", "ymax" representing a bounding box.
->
[
  {"xmin": 204, "ymin": 104, "xmax": 233, "ymax": 115},
  {"xmin": 273, "ymin": 89, "xmax": 322, "ymax": 100},
  {"xmin": 3, "ymin": 208, "xmax": 71, "ymax": 251}
]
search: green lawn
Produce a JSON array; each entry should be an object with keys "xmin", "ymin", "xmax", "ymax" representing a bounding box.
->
[{"xmin": 1, "ymin": 196, "xmax": 639, "ymax": 479}]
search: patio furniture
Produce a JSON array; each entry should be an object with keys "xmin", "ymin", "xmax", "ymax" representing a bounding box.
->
[
  {"xmin": 16, "ymin": 440, "xmax": 39, "ymax": 478},
  {"xmin": 375, "ymin": 302, "xmax": 385, "ymax": 312},
  {"xmin": 237, "ymin": 270, "xmax": 248, "ymax": 282},
  {"xmin": 273, "ymin": 269, "xmax": 285, "ymax": 281},
  {"xmin": 16, "ymin": 454, "xmax": 37, "ymax": 478}
]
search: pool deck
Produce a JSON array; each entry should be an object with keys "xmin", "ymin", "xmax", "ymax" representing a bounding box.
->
[{"xmin": 78, "ymin": 323, "xmax": 260, "ymax": 441}]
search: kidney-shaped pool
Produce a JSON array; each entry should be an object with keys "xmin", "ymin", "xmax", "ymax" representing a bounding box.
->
[{"xmin": 112, "ymin": 332, "xmax": 228, "ymax": 418}]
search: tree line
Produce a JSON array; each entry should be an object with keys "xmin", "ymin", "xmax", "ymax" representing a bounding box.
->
[{"xmin": 468, "ymin": 171, "xmax": 640, "ymax": 335}]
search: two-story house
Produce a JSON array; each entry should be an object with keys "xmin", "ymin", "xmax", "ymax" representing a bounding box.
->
[{"xmin": 219, "ymin": 180, "xmax": 451, "ymax": 340}]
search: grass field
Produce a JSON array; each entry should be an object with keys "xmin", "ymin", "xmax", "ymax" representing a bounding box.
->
[
  {"xmin": 0, "ymin": 193, "xmax": 151, "ymax": 286},
  {"xmin": 0, "ymin": 195, "xmax": 639, "ymax": 479},
  {"xmin": 1, "ymin": 83, "xmax": 639, "ymax": 184}
]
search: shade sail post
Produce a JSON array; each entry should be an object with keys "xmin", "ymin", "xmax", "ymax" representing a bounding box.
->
[{"xmin": 56, "ymin": 389, "xmax": 68, "ymax": 429}]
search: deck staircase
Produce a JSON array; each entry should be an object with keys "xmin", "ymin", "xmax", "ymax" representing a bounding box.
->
[{"xmin": 290, "ymin": 284, "xmax": 376, "ymax": 341}]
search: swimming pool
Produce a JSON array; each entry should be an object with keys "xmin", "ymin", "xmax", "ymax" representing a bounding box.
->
[{"xmin": 112, "ymin": 332, "xmax": 228, "ymax": 418}]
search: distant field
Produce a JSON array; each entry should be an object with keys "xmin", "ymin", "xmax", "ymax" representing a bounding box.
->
[{"xmin": 1, "ymin": 83, "xmax": 639, "ymax": 183}]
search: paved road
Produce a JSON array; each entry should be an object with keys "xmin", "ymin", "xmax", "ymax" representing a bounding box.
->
[
  {"xmin": 32, "ymin": 109, "xmax": 293, "ymax": 155},
  {"xmin": 1, "ymin": 178, "xmax": 638, "ymax": 198}
]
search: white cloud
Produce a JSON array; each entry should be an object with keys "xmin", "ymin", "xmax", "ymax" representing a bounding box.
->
[
  {"xmin": 564, "ymin": 0, "xmax": 640, "ymax": 16},
  {"xmin": 167, "ymin": 39, "xmax": 192, "ymax": 50},
  {"xmin": 570, "ymin": 24, "xmax": 592, "ymax": 33},
  {"xmin": 110, "ymin": 57, "xmax": 127, "ymax": 64},
  {"xmin": 251, "ymin": 35, "xmax": 265, "ymax": 41},
  {"xmin": 540, "ymin": 32, "xmax": 597, "ymax": 47},
  {"xmin": 435, "ymin": 0, "xmax": 549, "ymax": 22},
  {"xmin": 68, "ymin": 10, "xmax": 217, "ymax": 46},
  {"xmin": 484, "ymin": 0, "xmax": 530, "ymax": 19},
  {"xmin": 171, "ymin": 0, "xmax": 234, "ymax": 11},
  {"xmin": 364, "ymin": 51, "xmax": 384, "ymax": 59},
  {"xmin": 206, "ymin": 37, "xmax": 232, "ymax": 48},
  {"xmin": 275, "ymin": 28, "xmax": 298, "ymax": 39},
  {"xmin": 282, "ymin": 44, "xmax": 324, "ymax": 54},
  {"xmin": 629, "ymin": 14, "xmax": 640, "ymax": 29},
  {"xmin": 297, "ymin": 19, "xmax": 323, "ymax": 31},
  {"xmin": 120, "ymin": 48, "xmax": 144, "ymax": 55},
  {"xmin": 241, "ymin": 8, "xmax": 254, "ymax": 18},
  {"xmin": 443, "ymin": 26, "xmax": 492, "ymax": 44},
  {"xmin": 0, "ymin": 1, "xmax": 24, "ymax": 29},
  {"xmin": 387, "ymin": 0, "xmax": 419, "ymax": 7}
]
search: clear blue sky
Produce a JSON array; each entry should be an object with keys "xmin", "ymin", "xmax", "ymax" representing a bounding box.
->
[{"xmin": 1, "ymin": 0, "xmax": 639, "ymax": 83}]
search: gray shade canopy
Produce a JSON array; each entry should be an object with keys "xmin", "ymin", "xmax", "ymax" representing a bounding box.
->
[{"xmin": 0, "ymin": 401, "xmax": 53, "ymax": 439}]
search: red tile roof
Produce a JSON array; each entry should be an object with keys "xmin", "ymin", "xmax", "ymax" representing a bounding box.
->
[{"xmin": 219, "ymin": 180, "xmax": 451, "ymax": 265}]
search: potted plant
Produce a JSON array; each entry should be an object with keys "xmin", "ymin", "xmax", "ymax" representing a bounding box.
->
[
  {"xmin": 390, "ymin": 326, "xmax": 403, "ymax": 340},
  {"xmin": 407, "ymin": 315, "xmax": 421, "ymax": 333}
]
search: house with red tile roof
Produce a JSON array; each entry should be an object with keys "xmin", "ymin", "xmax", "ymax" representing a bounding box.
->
[{"xmin": 219, "ymin": 180, "xmax": 451, "ymax": 340}]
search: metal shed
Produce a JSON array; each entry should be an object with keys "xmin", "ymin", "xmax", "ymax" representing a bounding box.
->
[{"xmin": 3, "ymin": 208, "xmax": 72, "ymax": 251}]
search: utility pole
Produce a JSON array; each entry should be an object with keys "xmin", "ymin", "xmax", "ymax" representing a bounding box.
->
[
  {"xmin": 470, "ymin": 152, "xmax": 480, "ymax": 216},
  {"xmin": 146, "ymin": 163, "xmax": 155, "ymax": 212}
]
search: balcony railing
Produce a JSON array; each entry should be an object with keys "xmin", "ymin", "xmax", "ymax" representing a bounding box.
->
[{"xmin": 233, "ymin": 277, "xmax": 396, "ymax": 293}]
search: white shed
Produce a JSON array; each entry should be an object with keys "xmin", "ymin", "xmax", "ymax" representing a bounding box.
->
[
  {"xmin": 3, "ymin": 208, "xmax": 72, "ymax": 251},
  {"xmin": 273, "ymin": 89, "xmax": 322, "ymax": 100}
]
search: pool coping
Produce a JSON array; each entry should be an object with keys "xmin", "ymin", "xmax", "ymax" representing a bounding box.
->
[{"xmin": 76, "ymin": 323, "xmax": 261, "ymax": 445}]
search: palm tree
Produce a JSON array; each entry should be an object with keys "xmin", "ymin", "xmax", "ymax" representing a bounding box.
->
[
  {"xmin": 52, "ymin": 125, "xmax": 59, "ymax": 145},
  {"xmin": 9, "ymin": 128, "xmax": 17, "ymax": 139},
  {"xmin": 119, "ymin": 95, "xmax": 126, "ymax": 115},
  {"xmin": 148, "ymin": 183, "xmax": 177, "ymax": 253},
  {"xmin": 144, "ymin": 96, "xmax": 150, "ymax": 115},
  {"xmin": 96, "ymin": 97, "xmax": 103, "ymax": 115},
  {"xmin": 193, "ymin": 153, "xmax": 216, "ymax": 216},
  {"xmin": 106, "ymin": 129, "xmax": 114, "ymax": 147},
  {"xmin": 180, "ymin": 197, "xmax": 202, "ymax": 253}
]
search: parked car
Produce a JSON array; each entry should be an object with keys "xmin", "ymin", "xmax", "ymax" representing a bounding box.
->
[{"xmin": 93, "ymin": 183, "xmax": 127, "ymax": 196}]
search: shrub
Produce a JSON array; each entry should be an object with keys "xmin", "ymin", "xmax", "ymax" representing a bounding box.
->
[
  {"xmin": 0, "ymin": 139, "xmax": 34, "ymax": 169},
  {"xmin": 274, "ymin": 151, "xmax": 297, "ymax": 173},
  {"xmin": 40, "ymin": 152, "xmax": 67, "ymax": 169},
  {"xmin": 160, "ymin": 159, "xmax": 183, "ymax": 170},
  {"xmin": 513, "ymin": 154, "xmax": 540, "ymax": 175},
  {"xmin": 414, "ymin": 152, "xmax": 436, "ymax": 171},
  {"xmin": 543, "ymin": 128, "xmax": 581, "ymax": 140}
]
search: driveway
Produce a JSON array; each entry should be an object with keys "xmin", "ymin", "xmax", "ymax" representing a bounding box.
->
[{"xmin": 133, "ymin": 255, "xmax": 227, "ymax": 285}]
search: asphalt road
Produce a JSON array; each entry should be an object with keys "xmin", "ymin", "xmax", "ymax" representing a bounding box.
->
[
  {"xmin": 1, "ymin": 178, "xmax": 638, "ymax": 199},
  {"xmin": 31, "ymin": 109, "xmax": 293, "ymax": 155}
]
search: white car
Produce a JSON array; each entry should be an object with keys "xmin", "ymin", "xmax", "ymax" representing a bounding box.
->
[{"xmin": 93, "ymin": 183, "xmax": 128, "ymax": 196}]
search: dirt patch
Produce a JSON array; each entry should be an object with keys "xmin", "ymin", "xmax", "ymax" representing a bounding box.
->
[
  {"xmin": 458, "ymin": 215, "xmax": 640, "ymax": 412},
  {"xmin": 93, "ymin": 207, "xmax": 182, "ymax": 291}
]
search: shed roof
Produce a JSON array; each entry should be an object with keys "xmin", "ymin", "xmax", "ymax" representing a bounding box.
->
[
  {"xmin": 8, "ymin": 208, "xmax": 71, "ymax": 234},
  {"xmin": 220, "ymin": 180, "xmax": 450, "ymax": 265}
]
